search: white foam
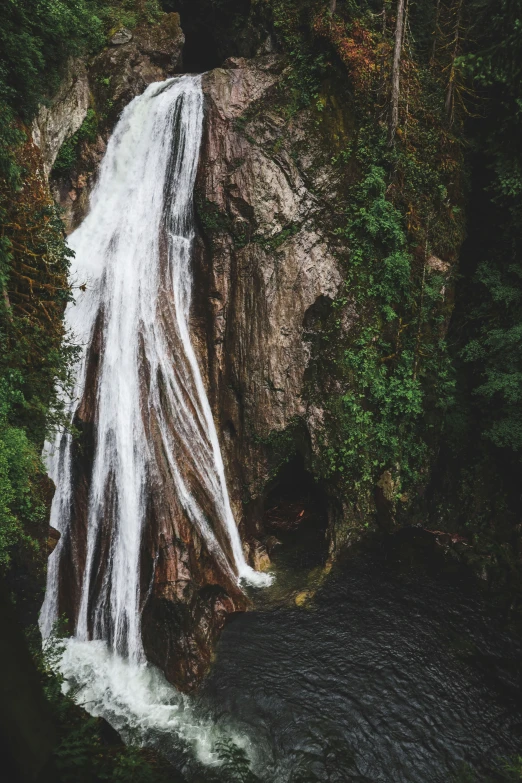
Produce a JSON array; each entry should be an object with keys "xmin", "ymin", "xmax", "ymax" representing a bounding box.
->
[{"xmin": 56, "ymin": 637, "xmax": 255, "ymax": 768}]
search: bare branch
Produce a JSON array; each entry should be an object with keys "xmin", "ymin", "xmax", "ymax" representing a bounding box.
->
[{"xmin": 389, "ymin": 0, "xmax": 406, "ymax": 145}]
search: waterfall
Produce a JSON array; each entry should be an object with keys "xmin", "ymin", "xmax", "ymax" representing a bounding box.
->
[{"xmin": 40, "ymin": 75, "xmax": 270, "ymax": 664}]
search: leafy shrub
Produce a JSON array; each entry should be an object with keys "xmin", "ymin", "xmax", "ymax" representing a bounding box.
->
[
  {"xmin": 52, "ymin": 108, "xmax": 99, "ymax": 176},
  {"xmin": 0, "ymin": 375, "xmax": 44, "ymax": 568}
]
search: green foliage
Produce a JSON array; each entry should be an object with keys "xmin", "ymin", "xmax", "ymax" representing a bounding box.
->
[
  {"xmin": 0, "ymin": 374, "xmax": 45, "ymax": 568},
  {"xmin": 0, "ymin": 0, "xmax": 106, "ymax": 446},
  {"xmin": 453, "ymin": 755, "xmax": 522, "ymax": 782},
  {"xmin": 53, "ymin": 108, "xmax": 99, "ymax": 176},
  {"xmin": 230, "ymin": 0, "xmax": 465, "ymax": 516},
  {"xmin": 454, "ymin": 0, "xmax": 522, "ymax": 453},
  {"xmin": 0, "ymin": 146, "xmax": 76, "ymax": 572},
  {"xmin": 453, "ymin": 765, "xmax": 476, "ymax": 783},
  {"xmin": 99, "ymin": 0, "xmax": 164, "ymax": 35},
  {"xmin": 0, "ymin": 183, "xmax": 77, "ymax": 445},
  {"xmin": 255, "ymin": 222, "xmax": 300, "ymax": 251},
  {"xmin": 322, "ymin": 152, "xmax": 455, "ymax": 498},
  {"xmin": 292, "ymin": 10, "xmax": 462, "ymax": 508},
  {"xmin": 503, "ymin": 756, "xmax": 522, "ymax": 781},
  {"xmin": 422, "ymin": 0, "xmax": 522, "ymax": 583},
  {"xmin": 0, "ymin": 0, "xmax": 104, "ymax": 121},
  {"xmin": 261, "ymin": 0, "xmax": 328, "ymax": 113},
  {"xmin": 195, "ymin": 195, "xmax": 254, "ymax": 248},
  {"xmin": 0, "ymin": 0, "xmax": 99, "ymax": 577},
  {"xmin": 213, "ymin": 739, "xmax": 260, "ymax": 783},
  {"xmin": 0, "ymin": 102, "xmax": 23, "ymax": 188}
]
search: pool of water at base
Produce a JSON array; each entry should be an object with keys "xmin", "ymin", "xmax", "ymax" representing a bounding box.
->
[{"xmin": 192, "ymin": 529, "xmax": 522, "ymax": 783}]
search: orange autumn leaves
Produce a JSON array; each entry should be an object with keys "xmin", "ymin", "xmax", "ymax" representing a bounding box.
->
[{"xmin": 313, "ymin": 13, "xmax": 385, "ymax": 93}]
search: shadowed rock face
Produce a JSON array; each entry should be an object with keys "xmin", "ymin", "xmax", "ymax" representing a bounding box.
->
[
  {"xmin": 32, "ymin": 58, "xmax": 91, "ymax": 179},
  {"xmin": 193, "ymin": 56, "xmax": 344, "ymax": 550}
]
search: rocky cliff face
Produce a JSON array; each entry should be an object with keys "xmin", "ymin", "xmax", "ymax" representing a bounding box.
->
[
  {"xmin": 34, "ymin": 15, "xmax": 256, "ymax": 693},
  {"xmin": 34, "ymin": 22, "xmax": 352, "ymax": 690},
  {"xmin": 193, "ymin": 56, "xmax": 353, "ymax": 560},
  {"xmin": 32, "ymin": 59, "xmax": 91, "ymax": 179}
]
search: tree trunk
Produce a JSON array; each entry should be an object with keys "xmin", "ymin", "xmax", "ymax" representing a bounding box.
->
[
  {"xmin": 2, "ymin": 287, "xmax": 12, "ymax": 320},
  {"xmin": 445, "ymin": 0, "xmax": 463, "ymax": 125},
  {"xmin": 329, "ymin": 0, "xmax": 337, "ymax": 13},
  {"xmin": 389, "ymin": 0, "xmax": 406, "ymax": 145},
  {"xmin": 430, "ymin": 0, "xmax": 441, "ymax": 64}
]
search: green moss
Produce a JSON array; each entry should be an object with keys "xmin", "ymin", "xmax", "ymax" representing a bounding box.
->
[
  {"xmin": 253, "ymin": 1, "xmax": 466, "ymax": 520},
  {"xmin": 52, "ymin": 108, "xmax": 99, "ymax": 177},
  {"xmin": 195, "ymin": 196, "xmax": 255, "ymax": 249},
  {"xmin": 0, "ymin": 377, "xmax": 44, "ymax": 569},
  {"xmin": 196, "ymin": 196, "xmax": 232, "ymax": 234},
  {"xmin": 254, "ymin": 222, "xmax": 300, "ymax": 252},
  {"xmin": 99, "ymin": 0, "xmax": 164, "ymax": 35}
]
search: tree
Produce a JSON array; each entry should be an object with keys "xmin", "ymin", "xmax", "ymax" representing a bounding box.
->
[
  {"xmin": 389, "ymin": 0, "xmax": 406, "ymax": 144},
  {"xmin": 444, "ymin": 0, "xmax": 464, "ymax": 125}
]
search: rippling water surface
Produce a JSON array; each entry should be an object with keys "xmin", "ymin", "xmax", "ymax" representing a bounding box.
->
[
  {"xmin": 196, "ymin": 531, "xmax": 522, "ymax": 782},
  {"xmin": 57, "ymin": 529, "xmax": 522, "ymax": 782}
]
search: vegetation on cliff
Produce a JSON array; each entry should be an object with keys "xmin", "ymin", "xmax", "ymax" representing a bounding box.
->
[
  {"xmin": 237, "ymin": 0, "xmax": 462, "ymax": 522},
  {"xmin": 0, "ymin": 0, "xmax": 521, "ymax": 777},
  {"xmin": 0, "ymin": 0, "xmax": 170, "ymax": 587},
  {"xmin": 432, "ymin": 0, "xmax": 522, "ymax": 590},
  {"xmin": 191, "ymin": 0, "xmax": 521, "ymax": 588},
  {"xmin": 0, "ymin": 3, "xmax": 186, "ymax": 781},
  {"xmin": 0, "ymin": 0, "xmax": 103, "ymax": 582}
]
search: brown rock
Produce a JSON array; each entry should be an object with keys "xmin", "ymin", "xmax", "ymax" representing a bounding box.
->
[
  {"xmin": 253, "ymin": 544, "xmax": 271, "ymax": 572},
  {"xmin": 110, "ymin": 28, "xmax": 133, "ymax": 46},
  {"xmin": 32, "ymin": 58, "xmax": 90, "ymax": 177},
  {"xmin": 192, "ymin": 59, "xmax": 344, "ymax": 544},
  {"xmin": 427, "ymin": 254, "xmax": 450, "ymax": 274},
  {"xmin": 40, "ymin": 52, "xmax": 356, "ymax": 691},
  {"xmin": 47, "ymin": 527, "xmax": 61, "ymax": 556}
]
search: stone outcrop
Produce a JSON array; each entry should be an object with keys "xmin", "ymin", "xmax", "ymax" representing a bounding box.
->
[
  {"xmin": 34, "ymin": 13, "xmax": 184, "ymax": 233},
  {"xmin": 193, "ymin": 56, "xmax": 349, "ymax": 555},
  {"xmin": 139, "ymin": 54, "xmax": 349, "ymax": 688},
  {"xmin": 91, "ymin": 15, "xmax": 184, "ymax": 125},
  {"xmin": 32, "ymin": 59, "xmax": 90, "ymax": 178}
]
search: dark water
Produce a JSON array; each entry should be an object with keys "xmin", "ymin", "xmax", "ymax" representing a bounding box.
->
[{"xmin": 196, "ymin": 531, "xmax": 522, "ymax": 783}]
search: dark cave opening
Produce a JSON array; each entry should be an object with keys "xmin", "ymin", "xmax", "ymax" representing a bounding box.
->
[
  {"xmin": 262, "ymin": 455, "xmax": 329, "ymax": 570},
  {"xmin": 162, "ymin": 0, "xmax": 255, "ymax": 73}
]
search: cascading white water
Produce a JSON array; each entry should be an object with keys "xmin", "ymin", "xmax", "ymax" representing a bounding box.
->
[{"xmin": 40, "ymin": 75, "xmax": 270, "ymax": 664}]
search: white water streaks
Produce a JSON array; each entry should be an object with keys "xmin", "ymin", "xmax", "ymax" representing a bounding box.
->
[
  {"xmin": 56, "ymin": 638, "xmax": 258, "ymax": 769},
  {"xmin": 40, "ymin": 75, "xmax": 271, "ymax": 663}
]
